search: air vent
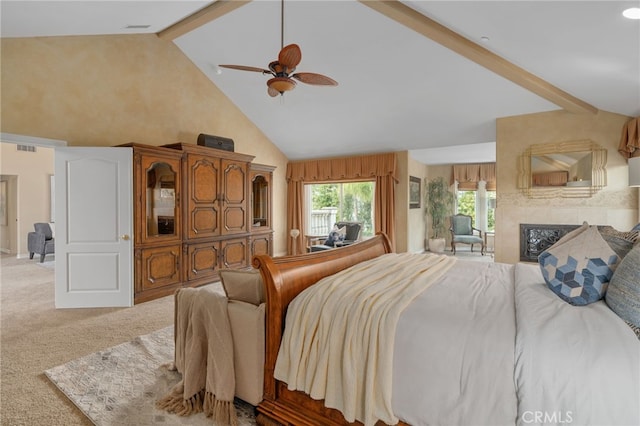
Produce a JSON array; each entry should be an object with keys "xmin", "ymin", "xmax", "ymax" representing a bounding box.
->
[
  {"xmin": 125, "ymin": 24, "xmax": 151, "ymax": 29},
  {"xmin": 16, "ymin": 144, "xmax": 36, "ymax": 152}
]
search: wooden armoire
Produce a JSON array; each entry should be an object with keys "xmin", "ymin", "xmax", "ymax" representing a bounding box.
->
[{"xmin": 128, "ymin": 143, "xmax": 274, "ymax": 304}]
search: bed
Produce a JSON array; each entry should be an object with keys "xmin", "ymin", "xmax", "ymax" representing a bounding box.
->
[{"xmin": 251, "ymin": 233, "xmax": 639, "ymax": 426}]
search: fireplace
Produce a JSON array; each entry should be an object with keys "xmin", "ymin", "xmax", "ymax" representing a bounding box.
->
[{"xmin": 519, "ymin": 223, "xmax": 580, "ymax": 262}]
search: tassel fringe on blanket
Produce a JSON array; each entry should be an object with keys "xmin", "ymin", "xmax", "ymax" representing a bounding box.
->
[
  {"xmin": 156, "ymin": 382, "xmax": 238, "ymax": 425},
  {"xmin": 156, "ymin": 286, "xmax": 238, "ymax": 426}
]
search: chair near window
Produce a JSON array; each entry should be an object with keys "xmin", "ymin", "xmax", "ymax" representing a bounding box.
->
[
  {"xmin": 450, "ymin": 214, "xmax": 485, "ymax": 255},
  {"xmin": 308, "ymin": 221, "xmax": 363, "ymax": 252}
]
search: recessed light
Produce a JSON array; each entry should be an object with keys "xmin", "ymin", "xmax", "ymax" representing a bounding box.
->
[
  {"xmin": 623, "ymin": 7, "xmax": 640, "ymax": 19},
  {"xmin": 480, "ymin": 36, "xmax": 490, "ymax": 43}
]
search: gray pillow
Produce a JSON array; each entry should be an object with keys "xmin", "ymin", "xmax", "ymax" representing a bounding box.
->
[
  {"xmin": 605, "ymin": 244, "xmax": 640, "ymax": 331},
  {"xmin": 598, "ymin": 226, "xmax": 639, "ymax": 258}
]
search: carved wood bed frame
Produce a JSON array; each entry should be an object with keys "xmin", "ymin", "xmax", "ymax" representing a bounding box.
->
[{"xmin": 252, "ymin": 233, "xmax": 401, "ymax": 426}]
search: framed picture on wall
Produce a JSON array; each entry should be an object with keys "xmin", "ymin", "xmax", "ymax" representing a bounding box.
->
[{"xmin": 409, "ymin": 176, "xmax": 421, "ymax": 209}]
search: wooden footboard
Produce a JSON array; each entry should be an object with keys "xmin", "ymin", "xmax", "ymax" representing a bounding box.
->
[{"xmin": 252, "ymin": 233, "xmax": 394, "ymax": 426}]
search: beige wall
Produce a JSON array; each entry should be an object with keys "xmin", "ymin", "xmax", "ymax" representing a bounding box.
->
[
  {"xmin": 0, "ymin": 143, "xmax": 54, "ymax": 255},
  {"xmin": 407, "ymin": 154, "xmax": 429, "ymax": 253},
  {"xmin": 495, "ymin": 109, "xmax": 637, "ymax": 264},
  {"xmin": 1, "ymin": 34, "xmax": 289, "ymax": 255}
]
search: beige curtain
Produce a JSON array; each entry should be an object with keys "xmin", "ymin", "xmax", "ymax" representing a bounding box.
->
[
  {"xmin": 286, "ymin": 153, "xmax": 398, "ymax": 251},
  {"xmin": 619, "ymin": 117, "xmax": 640, "ymax": 159},
  {"xmin": 452, "ymin": 163, "xmax": 496, "ymax": 191}
]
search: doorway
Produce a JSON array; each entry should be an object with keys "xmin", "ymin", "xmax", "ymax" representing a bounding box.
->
[{"xmin": 0, "ymin": 133, "xmax": 66, "ymax": 258}]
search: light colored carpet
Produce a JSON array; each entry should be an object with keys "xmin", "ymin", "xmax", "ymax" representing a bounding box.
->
[
  {"xmin": 36, "ymin": 260, "xmax": 56, "ymax": 269},
  {"xmin": 45, "ymin": 326, "xmax": 256, "ymax": 425},
  {"xmin": 0, "ymin": 254, "xmax": 177, "ymax": 425}
]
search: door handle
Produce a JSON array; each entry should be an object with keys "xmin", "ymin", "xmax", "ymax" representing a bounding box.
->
[{"xmin": 121, "ymin": 234, "xmax": 130, "ymax": 241}]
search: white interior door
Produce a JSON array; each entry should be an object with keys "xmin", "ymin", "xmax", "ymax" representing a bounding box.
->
[{"xmin": 55, "ymin": 147, "xmax": 132, "ymax": 308}]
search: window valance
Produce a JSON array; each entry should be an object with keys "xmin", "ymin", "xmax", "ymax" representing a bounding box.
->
[
  {"xmin": 286, "ymin": 153, "xmax": 397, "ymax": 182},
  {"xmin": 619, "ymin": 117, "xmax": 640, "ymax": 159},
  {"xmin": 452, "ymin": 163, "xmax": 496, "ymax": 191}
]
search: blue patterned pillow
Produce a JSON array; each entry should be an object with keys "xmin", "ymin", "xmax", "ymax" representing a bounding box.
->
[{"xmin": 539, "ymin": 223, "xmax": 619, "ymax": 306}]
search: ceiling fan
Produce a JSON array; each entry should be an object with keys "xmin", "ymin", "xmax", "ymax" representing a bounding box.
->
[{"xmin": 218, "ymin": 0, "xmax": 338, "ymax": 97}]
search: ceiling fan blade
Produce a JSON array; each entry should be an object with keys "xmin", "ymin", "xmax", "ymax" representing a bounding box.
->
[
  {"xmin": 291, "ymin": 72, "xmax": 338, "ymax": 86},
  {"xmin": 219, "ymin": 64, "xmax": 272, "ymax": 74},
  {"xmin": 278, "ymin": 44, "xmax": 302, "ymax": 72},
  {"xmin": 267, "ymin": 86, "xmax": 280, "ymax": 97}
]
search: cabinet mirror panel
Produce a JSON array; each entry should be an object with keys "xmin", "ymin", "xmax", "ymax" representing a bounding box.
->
[
  {"xmin": 147, "ymin": 162, "xmax": 176, "ymax": 237},
  {"xmin": 252, "ymin": 175, "xmax": 268, "ymax": 227}
]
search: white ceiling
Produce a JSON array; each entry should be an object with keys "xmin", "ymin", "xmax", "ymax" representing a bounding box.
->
[{"xmin": 2, "ymin": 1, "xmax": 639, "ymax": 164}]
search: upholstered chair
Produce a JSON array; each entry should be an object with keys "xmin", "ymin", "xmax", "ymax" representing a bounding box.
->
[
  {"xmin": 450, "ymin": 214, "xmax": 484, "ymax": 255},
  {"xmin": 27, "ymin": 223, "xmax": 55, "ymax": 262},
  {"xmin": 309, "ymin": 221, "xmax": 363, "ymax": 252}
]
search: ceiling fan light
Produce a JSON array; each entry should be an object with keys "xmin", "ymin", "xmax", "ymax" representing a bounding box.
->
[{"xmin": 267, "ymin": 77, "xmax": 296, "ymax": 94}]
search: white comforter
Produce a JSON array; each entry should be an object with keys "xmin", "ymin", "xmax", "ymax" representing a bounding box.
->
[
  {"xmin": 513, "ymin": 263, "xmax": 639, "ymax": 426},
  {"xmin": 392, "ymin": 260, "xmax": 517, "ymax": 426},
  {"xmin": 278, "ymin": 256, "xmax": 640, "ymax": 426}
]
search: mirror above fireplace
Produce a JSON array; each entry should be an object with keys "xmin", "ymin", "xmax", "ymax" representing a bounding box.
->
[{"xmin": 517, "ymin": 139, "xmax": 607, "ymax": 198}]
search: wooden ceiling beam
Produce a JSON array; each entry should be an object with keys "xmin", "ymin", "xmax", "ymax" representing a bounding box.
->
[
  {"xmin": 157, "ymin": 0, "xmax": 252, "ymax": 41},
  {"xmin": 359, "ymin": 0, "xmax": 598, "ymax": 114}
]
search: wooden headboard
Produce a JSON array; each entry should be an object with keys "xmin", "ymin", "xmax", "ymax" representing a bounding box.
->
[{"xmin": 251, "ymin": 233, "xmax": 393, "ymax": 425}]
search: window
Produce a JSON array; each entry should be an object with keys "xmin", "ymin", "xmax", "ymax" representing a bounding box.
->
[
  {"xmin": 305, "ymin": 181, "xmax": 375, "ymax": 237},
  {"xmin": 456, "ymin": 190, "xmax": 477, "ymax": 224},
  {"xmin": 456, "ymin": 186, "xmax": 495, "ymax": 232},
  {"xmin": 487, "ymin": 190, "xmax": 496, "ymax": 232}
]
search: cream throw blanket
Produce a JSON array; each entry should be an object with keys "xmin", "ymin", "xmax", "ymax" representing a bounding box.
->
[
  {"xmin": 274, "ymin": 253, "xmax": 456, "ymax": 426},
  {"xmin": 157, "ymin": 286, "xmax": 237, "ymax": 425}
]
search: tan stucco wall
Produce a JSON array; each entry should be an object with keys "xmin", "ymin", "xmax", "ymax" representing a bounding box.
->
[
  {"xmin": 407, "ymin": 154, "xmax": 428, "ymax": 252},
  {"xmin": 395, "ymin": 151, "xmax": 429, "ymax": 253},
  {"xmin": 495, "ymin": 109, "xmax": 637, "ymax": 264},
  {"xmin": 1, "ymin": 34, "xmax": 289, "ymax": 255},
  {"xmin": 0, "ymin": 144, "xmax": 54, "ymax": 255}
]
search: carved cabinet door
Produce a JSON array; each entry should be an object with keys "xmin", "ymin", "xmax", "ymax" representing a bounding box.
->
[
  {"xmin": 185, "ymin": 240, "xmax": 220, "ymax": 282},
  {"xmin": 137, "ymin": 245, "xmax": 181, "ymax": 293},
  {"xmin": 220, "ymin": 237, "xmax": 249, "ymax": 269},
  {"xmin": 220, "ymin": 159, "xmax": 249, "ymax": 236},
  {"xmin": 185, "ymin": 154, "xmax": 220, "ymax": 240}
]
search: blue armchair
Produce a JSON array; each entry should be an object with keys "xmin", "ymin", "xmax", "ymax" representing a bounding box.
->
[
  {"xmin": 450, "ymin": 214, "xmax": 484, "ymax": 255},
  {"xmin": 28, "ymin": 223, "xmax": 55, "ymax": 262}
]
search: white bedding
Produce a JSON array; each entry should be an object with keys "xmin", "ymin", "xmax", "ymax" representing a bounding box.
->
[
  {"xmin": 392, "ymin": 260, "xmax": 517, "ymax": 426},
  {"xmin": 514, "ymin": 263, "xmax": 640, "ymax": 426},
  {"xmin": 277, "ymin": 256, "xmax": 640, "ymax": 426}
]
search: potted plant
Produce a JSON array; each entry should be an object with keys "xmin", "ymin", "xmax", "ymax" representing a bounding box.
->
[{"xmin": 425, "ymin": 176, "xmax": 455, "ymax": 253}]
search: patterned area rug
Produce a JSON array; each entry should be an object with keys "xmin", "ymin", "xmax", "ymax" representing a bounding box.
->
[{"xmin": 45, "ymin": 327, "xmax": 257, "ymax": 425}]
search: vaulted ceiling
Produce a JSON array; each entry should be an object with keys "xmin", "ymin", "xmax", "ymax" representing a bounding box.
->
[{"xmin": 2, "ymin": 1, "xmax": 639, "ymax": 163}]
